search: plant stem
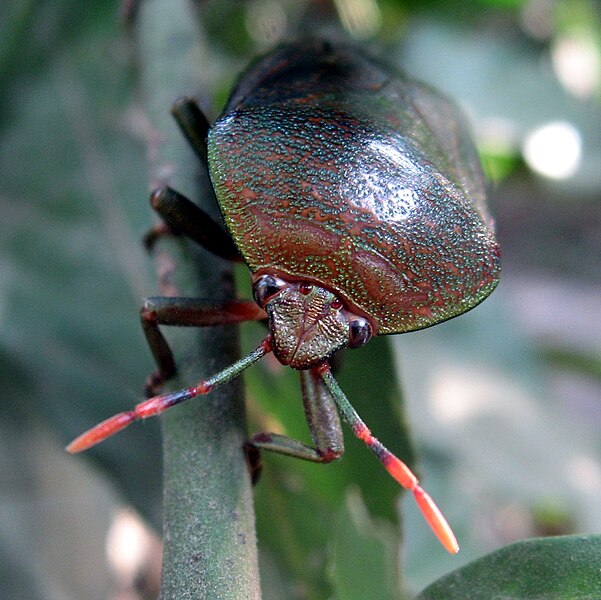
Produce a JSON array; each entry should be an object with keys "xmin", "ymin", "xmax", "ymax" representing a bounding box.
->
[{"xmin": 136, "ymin": 1, "xmax": 260, "ymax": 597}]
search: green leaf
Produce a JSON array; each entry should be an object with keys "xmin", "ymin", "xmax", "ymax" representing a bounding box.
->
[{"xmin": 416, "ymin": 535, "xmax": 601, "ymax": 600}]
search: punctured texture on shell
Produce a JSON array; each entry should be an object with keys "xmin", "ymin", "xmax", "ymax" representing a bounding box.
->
[{"xmin": 208, "ymin": 40, "xmax": 500, "ymax": 335}]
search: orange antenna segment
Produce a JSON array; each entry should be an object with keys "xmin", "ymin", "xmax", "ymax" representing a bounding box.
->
[
  {"xmin": 319, "ymin": 364, "xmax": 459, "ymax": 554},
  {"xmin": 66, "ymin": 338, "xmax": 272, "ymax": 454}
]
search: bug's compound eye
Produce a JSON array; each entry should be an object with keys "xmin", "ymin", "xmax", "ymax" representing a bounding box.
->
[
  {"xmin": 330, "ymin": 298, "xmax": 343, "ymax": 310},
  {"xmin": 253, "ymin": 275, "xmax": 287, "ymax": 308},
  {"xmin": 348, "ymin": 317, "xmax": 372, "ymax": 349}
]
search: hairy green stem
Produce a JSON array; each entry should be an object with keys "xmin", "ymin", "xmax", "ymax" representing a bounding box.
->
[{"xmin": 136, "ymin": 1, "xmax": 260, "ymax": 597}]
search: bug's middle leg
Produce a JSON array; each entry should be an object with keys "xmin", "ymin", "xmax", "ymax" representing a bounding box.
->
[{"xmin": 250, "ymin": 367, "xmax": 345, "ymax": 463}]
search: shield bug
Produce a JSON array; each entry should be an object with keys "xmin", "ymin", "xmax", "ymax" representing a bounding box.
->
[{"xmin": 67, "ymin": 40, "xmax": 500, "ymax": 554}]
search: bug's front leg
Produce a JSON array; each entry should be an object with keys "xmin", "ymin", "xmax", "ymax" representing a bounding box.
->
[
  {"xmin": 141, "ymin": 296, "xmax": 266, "ymax": 391},
  {"xmin": 250, "ymin": 367, "xmax": 344, "ymax": 463}
]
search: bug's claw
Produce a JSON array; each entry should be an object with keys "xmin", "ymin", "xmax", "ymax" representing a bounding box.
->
[
  {"xmin": 144, "ymin": 370, "xmax": 168, "ymax": 397},
  {"xmin": 143, "ymin": 221, "xmax": 174, "ymax": 252}
]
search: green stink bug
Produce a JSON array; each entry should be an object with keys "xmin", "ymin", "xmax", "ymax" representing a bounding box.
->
[{"xmin": 68, "ymin": 41, "xmax": 500, "ymax": 554}]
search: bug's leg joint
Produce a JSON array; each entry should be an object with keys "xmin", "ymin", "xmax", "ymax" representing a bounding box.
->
[
  {"xmin": 139, "ymin": 297, "xmax": 177, "ymax": 394},
  {"xmin": 140, "ymin": 301, "xmax": 158, "ymax": 325},
  {"xmin": 318, "ymin": 447, "xmax": 343, "ymax": 464}
]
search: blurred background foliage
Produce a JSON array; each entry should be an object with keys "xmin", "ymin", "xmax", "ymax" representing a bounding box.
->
[{"xmin": 0, "ymin": 0, "xmax": 600, "ymax": 598}]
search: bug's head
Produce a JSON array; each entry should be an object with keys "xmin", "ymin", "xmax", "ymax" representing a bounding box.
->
[{"xmin": 252, "ymin": 274, "xmax": 372, "ymax": 369}]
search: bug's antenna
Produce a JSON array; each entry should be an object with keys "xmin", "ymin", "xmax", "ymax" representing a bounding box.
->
[
  {"xmin": 66, "ymin": 337, "xmax": 273, "ymax": 454},
  {"xmin": 318, "ymin": 363, "xmax": 459, "ymax": 554}
]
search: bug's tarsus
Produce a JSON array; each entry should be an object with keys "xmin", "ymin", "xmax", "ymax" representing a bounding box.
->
[
  {"xmin": 144, "ymin": 369, "xmax": 169, "ymax": 398},
  {"xmin": 247, "ymin": 367, "xmax": 345, "ymax": 463},
  {"xmin": 249, "ymin": 431, "xmax": 343, "ymax": 463}
]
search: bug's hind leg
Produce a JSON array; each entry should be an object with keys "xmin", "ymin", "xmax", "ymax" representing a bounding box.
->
[
  {"xmin": 170, "ymin": 96, "xmax": 211, "ymax": 164},
  {"xmin": 144, "ymin": 186, "xmax": 241, "ymax": 261},
  {"xmin": 143, "ymin": 95, "xmax": 240, "ymax": 257},
  {"xmin": 249, "ymin": 367, "xmax": 345, "ymax": 470}
]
